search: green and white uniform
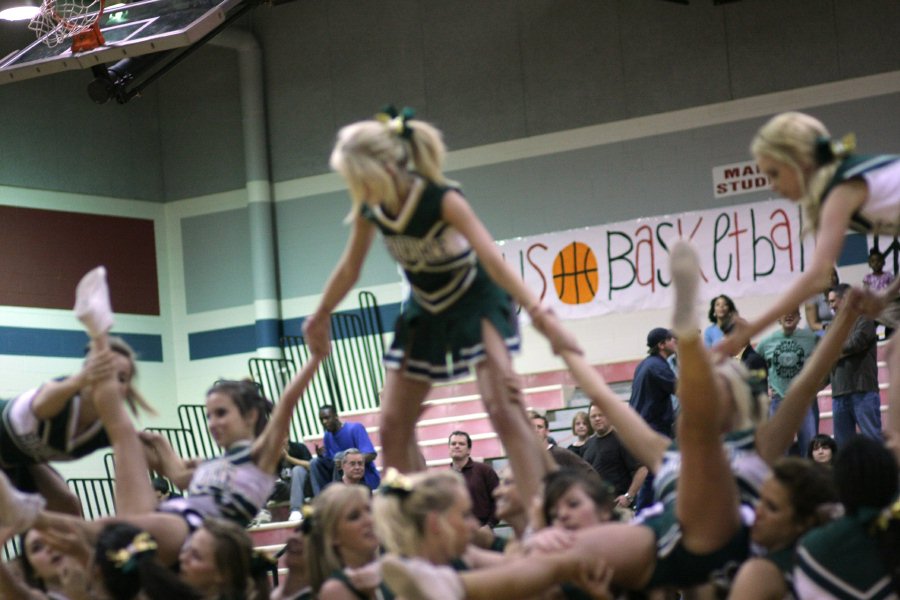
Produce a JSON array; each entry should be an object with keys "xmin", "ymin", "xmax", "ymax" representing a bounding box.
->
[
  {"xmin": 823, "ymin": 154, "xmax": 900, "ymax": 235},
  {"xmin": 823, "ymin": 154, "xmax": 900, "ymax": 328},
  {"xmin": 634, "ymin": 429, "xmax": 768, "ymax": 589},
  {"xmin": 361, "ymin": 178, "xmax": 519, "ymax": 382},
  {"xmin": 794, "ymin": 509, "xmax": 897, "ymax": 600}
]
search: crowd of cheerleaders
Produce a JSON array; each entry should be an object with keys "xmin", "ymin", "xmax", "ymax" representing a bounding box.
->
[{"xmin": 1, "ymin": 108, "xmax": 900, "ymax": 600}]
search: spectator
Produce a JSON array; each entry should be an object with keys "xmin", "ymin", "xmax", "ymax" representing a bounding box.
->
[
  {"xmin": 628, "ymin": 327, "xmax": 677, "ymax": 437},
  {"xmin": 629, "ymin": 328, "xmax": 677, "ymax": 510},
  {"xmin": 808, "ymin": 433, "xmax": 838, "ymax": 467},
  {"xmin": 863, "ymin": 247, "xmax": 895, "ymax": 292},
  {"xmin": 581, "ymin": 405, "xmax": 647, "ymax": 511},
  {"xmin": 756, "ymin": 307, "xmax": 819, "ymax": 456},
  {"xmin": 863, "ymin": 247, "xmax": 895, "ymax": 338},
  {"xmin": 805, "ymin": 267, "xmax": 840, "ymax": 336},
  {"xmin": 528, "ymin": 410, "xmax": 594, "ymax": 474},
  {"xmin": 309, "ymin": 405, "xmax": 380, "ymax": 495},
  {"xmin": 566, "ymin": 411, "xmax": 593, "ymax": 458},
  {"xmin": 338, "ymin": 448, "xmax": 367, "ymax": 487},
  {"xmin": 704, "ymin": 294, "xmax": 737, "ymax": 347},
  {"xmin": 448, "ymin": 430, "xmax": 499, "ymax": 528},
  {"xmin": 828, "ymin": 284, "xmax": 882, "ymax": 446},
  {"xmin": 282, "ymin": 439, "xmax": 312, "ymax": 523}
]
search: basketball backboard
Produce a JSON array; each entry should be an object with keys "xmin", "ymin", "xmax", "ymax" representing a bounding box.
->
[{"xmin": 0, "ymin": 0, "xmax": 244, "ymax": 84}]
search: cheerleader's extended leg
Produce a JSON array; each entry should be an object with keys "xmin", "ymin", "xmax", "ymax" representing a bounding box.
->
[
  {"xmin": 669, "ymin": 242, "xmax": 741, "ymax": 554},
  {"xmin": 475, "ymin": 319, "xmax": 554, "ymax": 516},
  {"xmin": 379, "ymin": 371, "xmax": 431, "ymax": 473}
]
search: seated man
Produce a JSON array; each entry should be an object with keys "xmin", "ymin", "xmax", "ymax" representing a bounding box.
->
[
  {"xmin": 310, "ymin": 405, "xmax": 380, "ymax": 495},
  {"xmin": 339, "ymin": 448, "xmax": 368, "ymax": 488}
]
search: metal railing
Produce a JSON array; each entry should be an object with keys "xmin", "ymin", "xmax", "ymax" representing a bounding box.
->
[
  {"xmin": 66, "ymin": 477, "xmax": 117, "ymax": 520},
  {"xmin": 247, "ymin": 292, "xmax": 389, "ymax": 440}
]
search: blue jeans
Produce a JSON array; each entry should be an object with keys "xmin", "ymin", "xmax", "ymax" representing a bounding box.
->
[
  {"xmin": 768, "ymin": 393, "xmax": 817, "ymax": 456},
  {"xmin": 310, "ymin": 456, "xmax": 338, "ymax": 496},
  {"xmin": 289, "ymin": 465, "xmax": 309, "ymax": 510},
  {"xmin": 832, "ymin": 391, "xmax": 883, "ymax": 447}
]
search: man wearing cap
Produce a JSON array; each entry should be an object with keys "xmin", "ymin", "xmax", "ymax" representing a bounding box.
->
[
  {"xmin": 629, "ymin": 327, "xmax": 678, "ymax": 437},
  {"xmin": 629, "ymin": 327, "xmax": 677, "ymax": 509}
]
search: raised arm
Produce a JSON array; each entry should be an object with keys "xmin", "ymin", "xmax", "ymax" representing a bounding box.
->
[
  {"xmin": 303, "ymin": 216, "xmax": 377, "ymax": 356},
  {"xmin": 755, "ymin": 288, "xmax": 861, "ymax": 464},
  {"xmin": 252, "ymin": 356, "xmax": 323, "ymax": 474},
  {"xmin": 719, "ymin": 184, "xmax": 864, "ymax": 356},
  {"xmin": 441, "ymin": 191, "xmax": 579, "ymax": 355},
  {"xmin": 560, "ymin": 350, "xmax": 669, "ymax": 472}
]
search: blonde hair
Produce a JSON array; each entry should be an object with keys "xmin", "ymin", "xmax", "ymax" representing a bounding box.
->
[
  {"xmin": 106, "ymin": 336, "xmax": 155, "ymax": 417},
  {"xmin": 330, "ymin": 117, "xmax": 456, "ymax": 221},
  {"xmin": 751, "ymin": 112, "xmax": 839, "ymax": 234},
  {"xmin": 716, "ymin": 358, "xmax": 769, "ymax": 431},
  {"xmin": 372, "ymin": 470, "xmax": 464, "ymax": 557},
  {"xmin": 306, "ymin": 483, "xmax": 371, "ymax": 593}
]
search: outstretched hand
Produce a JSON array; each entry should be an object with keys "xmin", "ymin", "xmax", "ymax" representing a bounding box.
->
[
  {"xmin": 850, "ymin": 283, "xmax": 894, "ymax": 319},
  {"xmin": 531, "ymin": 307, "xmax": 583, "ymax": 356}
]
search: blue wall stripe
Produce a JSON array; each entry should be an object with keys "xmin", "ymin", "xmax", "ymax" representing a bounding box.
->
[
  {"xmin": 0, "ymin": 327, "xmax": 163, "ymax": 362},
  {"xmin": 254, "ymin": 318, "xmax": 283, "ymax": 349},
  {"xmin": 188, "ymin": 302, "xmax": 402, "ymax": 361}
]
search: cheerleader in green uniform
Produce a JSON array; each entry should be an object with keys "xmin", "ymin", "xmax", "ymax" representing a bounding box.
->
[{"xmin": 304, "ymin": 108, "xmax": 577, "ymax": 501}]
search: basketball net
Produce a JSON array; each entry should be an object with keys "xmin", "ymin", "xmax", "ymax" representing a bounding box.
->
[{"xmin": 28, "ymin": 0, "xmax": 105, "ymax": 52}]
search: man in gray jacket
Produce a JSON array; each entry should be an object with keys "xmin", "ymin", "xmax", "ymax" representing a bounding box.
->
[{"xmin": 828, "ymin": 284, "xmax": 881, "ymax": 446}]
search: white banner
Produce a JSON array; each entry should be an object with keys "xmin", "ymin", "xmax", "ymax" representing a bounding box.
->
[{"xmin": 498, "ymin": 199, "xmax": 814, "ymax": 320}]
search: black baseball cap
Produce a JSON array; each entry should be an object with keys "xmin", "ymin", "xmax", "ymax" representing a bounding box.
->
[{"xmin": 647, "ymin": 327, "xmax": 674, "ymax": 348}]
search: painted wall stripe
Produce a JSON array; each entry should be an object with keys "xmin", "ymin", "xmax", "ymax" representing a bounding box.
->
[
  {"xmin": 188, "ymin": 303, "xmax": 402, "ymax": 361},
  {"xmin": 0, "ymin": 327, "xmax": 163, "ymax": 361}
]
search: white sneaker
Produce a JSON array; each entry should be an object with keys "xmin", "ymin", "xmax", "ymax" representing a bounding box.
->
[
  {"xmin": 74, "ymin": 266, "xmax": 114, "ymax": 337},
  {"xmin": 288, "ymin": 510, "xmax": 303, "ymax": 523},
  {"xmin": 380, "ymin": 555, "xmax": 463, "ymax": 600},
  {"xmin": 253, "ymin": 509, "xmax": 272, "ymax": 525}
]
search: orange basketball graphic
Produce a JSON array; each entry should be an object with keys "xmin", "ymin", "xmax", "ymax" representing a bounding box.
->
[{"xmin": 552, "ymin": 242, "xmax": 598, "ymax": 305}]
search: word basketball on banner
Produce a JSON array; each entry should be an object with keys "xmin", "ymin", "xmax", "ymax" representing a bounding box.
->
[{"xmin": 498, "ymin": 199, "xmax": 813, "ymax": 321}]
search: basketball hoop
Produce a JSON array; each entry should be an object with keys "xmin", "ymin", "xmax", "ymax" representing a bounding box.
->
[{"xmin": 28, "ymin": 0, "xmax": 105, "ymax": 52}]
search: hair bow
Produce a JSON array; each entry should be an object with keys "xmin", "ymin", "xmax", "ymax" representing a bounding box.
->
[
  {"xmin": 106, "ymin": 532, "xmax": 158, "ymax": 573},
  {"xmin": 299, "ymin": 504, "xmax": 316, "ymax": 535},
  {"xmin": 876, "ymin": 500, "xmax": 900, "ymax": 531},
  {"xmin": 375, "ymin": 105, "xmax": 415, "ymax": 140},
  {"xmin": 814, "ymin": 132, "xmax": 856, "ymax": 166},
  {"xmin": 378, "ymin": 467, "xmax": 413, "ymax": 498}
]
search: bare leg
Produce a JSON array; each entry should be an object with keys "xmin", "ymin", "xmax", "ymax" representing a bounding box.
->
[
  {"xmin": 27, "ymin": 464, "xmax": 82, "ymax": 516},
  {"xmin": 669, "ymin": 242, "xmax": 740, "ymax": 554},
  {"xmin": 88, "ymin": 336, "xmax": 158, "ymax": 516},
  {"xmin": 379, "ymin": 370, "xmax": 431, "ymax": 473},
  {"xmin": 475, "ymin": 320, "xmax": 555, "ymax": 521}
]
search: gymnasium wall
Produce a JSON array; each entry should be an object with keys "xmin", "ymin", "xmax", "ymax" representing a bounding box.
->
[
  {"xmin": 177, "ymin": 76, "xmax": 900, "ymax": 388},
  {"xmin": 0, "ymin": 1, "xmax": 898, "ymax": 478}
]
